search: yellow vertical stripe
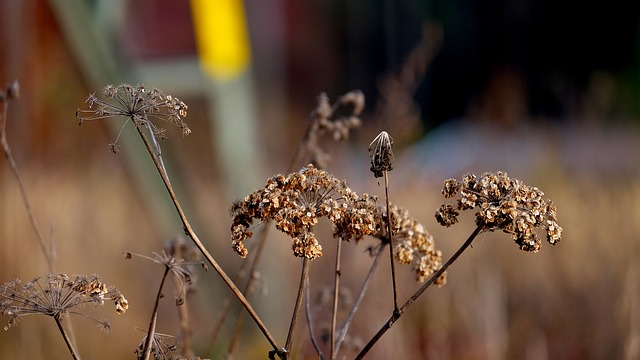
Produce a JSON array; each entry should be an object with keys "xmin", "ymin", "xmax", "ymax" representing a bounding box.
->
[{"xmin": 191, "ymin": 0, "xmax": 251, "ymax": 80}]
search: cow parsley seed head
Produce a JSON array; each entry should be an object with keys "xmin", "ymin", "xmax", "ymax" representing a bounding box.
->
[{"xmin": 435, "ymin": 171, "xmax": 562, "ymax": 252}]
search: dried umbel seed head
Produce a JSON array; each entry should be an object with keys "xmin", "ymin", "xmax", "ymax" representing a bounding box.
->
[
  {"xmin": 370, "ymin": 199, "xmax": 446, "ymax": 284},
  {"xmin": 230, "ymin": 164, "xmax": 376, "ymax": 260},
  {"xmin": 76, "ymin": 84, "xmax": 190, "ymax": 151},
  {"xmin": 0, "ymin": 274, "xmax": 127, "ymax": 331},
  {"xmin": 125, "ymin": 247, "xmax": 205, "ymax": 306},
  {"xmin": 435, "ymin": 171, "xmax": 563, "ymax": 252},
  {"xmin": 368, "ymin": 131, "xmax": 394, "ymax": 178}
]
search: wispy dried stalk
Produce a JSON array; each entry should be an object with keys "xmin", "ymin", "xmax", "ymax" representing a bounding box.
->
[
  {"xmin": 368, "ymin": 131, "xmax": 399, "ymax": 312},
  {"xmin": 77, "ymin": 84, "xmax": 284, "ymax": 357},
  {"xmin": 0, "ymin": 80, "xmax": 55, "ymax": 272}
]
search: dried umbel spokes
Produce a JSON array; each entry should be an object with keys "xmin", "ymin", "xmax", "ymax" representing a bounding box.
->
[
  {"xmin": 230, "ymin": 164, "xmax": 377, "ymax": 260},
  {"xmin": 76, "ymin": 84, "xmax": 190, "ymax": 152},
  {"xmin": 435, "ymin": 171, "xmax": 563, "ymax": 252},
  {"xmin": 0, "ymin": 274, "xmax": 128, "ymax": 331},
  {"xmin": 134, "ymin": 329, "xmax": 180, "ymax": 360},
  {"xmin": 368, "ymin": 131, "xmax": 394, "ymax": 178},
  {"xmin": 124, "ymin": 248, "xmax": 206, "ymax": 306}
]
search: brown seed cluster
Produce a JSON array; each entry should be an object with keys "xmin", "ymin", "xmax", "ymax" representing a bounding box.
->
[
  {"xmin": 0, "ymin": 274, "xmax": 128, "ymax": 331},
  {"xmin": 230, "ymin": 164, "xmax": 377, "ymax": 260},
  {"xmin": 76, "ymin": 84, "xmax": 190, "ymax": 153},
  {"xmin": 369, "ymin": 200, "xmax": 446, "ymax": 284},
  {"xmin": 435, "ymin": 172, "xmax": 562, "ymax": 252}
]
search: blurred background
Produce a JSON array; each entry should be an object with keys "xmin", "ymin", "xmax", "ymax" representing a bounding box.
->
[{"xmin": 1, "ymin": 0, "xmax": 640, "ymax": 359}]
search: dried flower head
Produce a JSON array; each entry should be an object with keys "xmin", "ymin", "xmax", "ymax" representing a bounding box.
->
[
  {"xmin": 435, "ymin": 172, "xmax": 563, "ymax": 252},
  {"xmin": 360, "ymin": 196, "xmax": 446, "ymax": 284},
  {"xmin": 300, "ymin": 91, "xmax": 364, "ymax": 168},
  {"xmin": 76, "ymin": 84, "xmax": 190, "ymax": 151},
  {"xmin": 230, "ymin": 164, "xmax": 376, "ymax": 260},
  {"xmin": 125, "ymin": 248, "xmax": 205, "ymax": 306},
  {"xmin": 368, "ymin": 131, "xmax": 394, "ymax": 178},
  {"xmin": 134, "ymin": 328, "xmax": 180, "ymax": 360},
  {"xmin": 0, "ymin": 273, "xmax": 127, "ymax": 331}
]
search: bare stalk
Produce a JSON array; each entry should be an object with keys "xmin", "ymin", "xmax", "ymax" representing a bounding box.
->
[
  {"xmin": 329, "ymin": 238, "xmax": 343, "ymax": 359},
  {"xmin": 0, "ymin": 83, "xmax": 55, "ymax": 272},
  {"xmin": 54, "ymin": 315, "xmax": 80, "ymax": 360},
  {"xmin": 304, "ymin": 275, "xmax": 325, "ymax": 360},
  {"xmin": 142, "ymin": 266, "xmax": 171, "ymax": 360},
  {"xmin": 133, "ymin": 125, "xmax": 283, "ymax": 357},
  {"xmin": 284, "ymin": 257, "xmax": 310, "ymax": 356},
  {"xmin": 355, "ymin": 225, "xmax": 483, "ymax": 359},
  {"xmin": 334, "ymin": 243, "xmax": 385, "ymax": 354},
  {"xmin": 383, "ymin": 170, "xmax": 399, "ymax": 312}
]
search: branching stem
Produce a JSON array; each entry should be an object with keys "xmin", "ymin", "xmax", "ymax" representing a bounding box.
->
[
  {"xmin": 134, "ymin": 125, "xmax": 283, "ymax": 357},
  {"xmin": 355, "ymin": 225, "xmax": 483, "ymax": 359}
]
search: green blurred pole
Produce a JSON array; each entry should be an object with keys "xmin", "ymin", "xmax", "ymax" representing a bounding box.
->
[{"xmin": 191, "ymin": 0, "xmax": 262, "ymax": 200}]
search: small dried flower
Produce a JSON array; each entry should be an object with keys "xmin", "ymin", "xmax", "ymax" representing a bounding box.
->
[
  {"xmin": 125, "ymin": 248, "xmax": 205, "ymax": 306},
  {"xmin": 230, "ymin": 164, "xmax": 375, "ymax": 260},
  {"xmin": 76, "ymin": 84, "xmax": 190, "ymax": 151},
  {"xmin": 301, "ymin": 91, "xmax": 364, "ymax": 168},
  {"xmin": 0, "ymin": 273, "xmax": 127, "ymax": 331},
  {"xmin": 134, "ymin": 328, "xmax": 180, "ymax": 360},
  {"xmin": 435, "ymin": 172, "xmax": 563, "ymax": 252},
  {"xmin": 368, "ymin": 131, "xmax": 394, "ymax": 178}
]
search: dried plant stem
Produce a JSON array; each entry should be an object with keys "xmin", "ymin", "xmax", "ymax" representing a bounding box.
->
[
  {"xmin": 355, "ymin": 225, "xmax": 483, "ymax": 359},
  {"xmin": 54, "ymin": 315, "xmax": 80, "ymax": 360},
  {"xmin": 304, "ymin": 275, "xmax": 325, "ymax": 360},
  {"xmin": 133, "ymin": 126, "xmax": 283, "ymax": 357},
  {"xmin": 173, "ymin": 279, "xmax": 192, "ymax": 358},
  {"xmin": 142, "ymin": 266, "xmax": 171, "ymax": 360},
  {"xmin": 0, "ymin": 97, "xmax": 55, "ymax": 273},
  {"xmin": 334, "ymin": 243, "xmax": 385, "ymax": 354},
  {"xmin": 383, "ymin": 170, "xmax": 399, "ymax": 312},
  {"xmin": 215, "ymin": 226, "xmax": 270, "ymax": 357},
  {"xmin": 284, "ymin": 258, "xmax": 310, "ymax": 356},
  {"xmin": 329, "ymin": 238, "xmax": 343, "ymax": 359}
]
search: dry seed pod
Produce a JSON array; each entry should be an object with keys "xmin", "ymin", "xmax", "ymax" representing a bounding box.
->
[{"xmin": 368, "ymin": 131, "xmax": 394, "ymax": 178}]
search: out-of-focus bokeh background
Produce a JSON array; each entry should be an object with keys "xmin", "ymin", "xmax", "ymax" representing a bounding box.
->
[{"xmin": 2, "ymin": 0, "xmax": 640, "ymax": 359}]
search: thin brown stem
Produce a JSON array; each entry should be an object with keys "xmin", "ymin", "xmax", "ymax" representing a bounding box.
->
[
  {"xmin": 383, "ymin": 170, "xmax": 399, "ymax": 312},
  {"xmin": 304, "ymin": 275, "xmax": 325, "ymax": 360},
  {"xmin": 355, "ymin": 225, "xmax": 484, "ymax": 359},
  {"xmin": 329, "ymin": 238, "xmax": 343, "ymax": 359},
  {"xmin": 284, "ymin": 258, "xmax": 310, "ymax": 355},
  {"xmin": 226, "ymin": 226, "xmax": 271, "ymax": 356},
  {"xmin": 54, "ymin": 315, "xmax": 80, "ymax": 360},
  {"xmin": 334, "ymin": 243, "xmax": 385, "ymax": 354},
  {"xmin": 1, "ymin": 93, "xmax": 55, "ymax": 273},
  {"xmin": 142, "ymin": 266, "xmax": 171, "ymax": 360},
  {"xmin": 134, "ymin": 126, "xmax": 283, "ymax": 357}
]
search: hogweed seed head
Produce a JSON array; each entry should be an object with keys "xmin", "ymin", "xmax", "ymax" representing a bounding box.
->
[
  {"xmin": 0, "ymin": 274, "xmax": 128, "ymax": 331},
  {"xmin": 230, "ymin": 164, "xmax": 376, "ymax": 260},
  {"xmin": 435, "ymin": 171, "xmax": 563, "ymax": 252},
  {"xmin": 76, "ymin": 84, "xmax": 190, "ymax": 151},
  {"xmin": 368, "ymin": 131, "xmax": 394, "ymax": 178}
]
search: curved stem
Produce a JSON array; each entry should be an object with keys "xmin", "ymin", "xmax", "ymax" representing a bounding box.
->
[
  {"xmin": 142, "ymin": 266, "xmax": 171, "ymax": 360},
  {"xmin": 305, "ymin": 274, "xmax": 325, "ymax": 360},
  {"xmin": 134, "ymin": 126, "xmax": 283, "ymax": 356},
  {"xmin": 54, "ymin": 315, "xmax": 80, "ymax": 360},
  {"xmin": 335, "ymin": 244, "xmax": 385, "ymax": 354},
  {"xmin": 284, "ymin": 258, "xmax": 310, "ymax": 355},
  {"xmin": 355, "ymin": 225, "xmax": 483, "ymax": 359}
]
